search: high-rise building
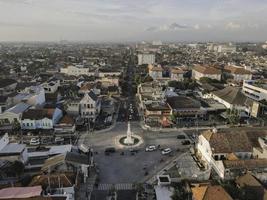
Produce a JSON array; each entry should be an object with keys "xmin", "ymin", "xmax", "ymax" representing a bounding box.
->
[{"xmin": 138, "ymin": 53, "xmax": 155, "ymax": 65}]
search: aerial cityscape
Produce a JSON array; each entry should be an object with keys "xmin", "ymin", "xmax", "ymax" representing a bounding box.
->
[{"xmin": 0, "ymin": 1, "xmax": 267, "ymax": 200}]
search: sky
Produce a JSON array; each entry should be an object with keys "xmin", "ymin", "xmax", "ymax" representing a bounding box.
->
[{"xmin": 0, "ymin": 0, "xmax": 267, "ymax": 42}]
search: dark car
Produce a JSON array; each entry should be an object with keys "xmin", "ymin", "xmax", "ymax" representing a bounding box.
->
[
  {"xmin": 177, "ymin": 135, "xmax": 186, "ymax": 139},
  {"xmin": 105, "ymin": 147, "xmax": 116, "ymax": 153},
  {"xmin": 182, "ymin": 140, "xmax": 191, "ymax": 145}
]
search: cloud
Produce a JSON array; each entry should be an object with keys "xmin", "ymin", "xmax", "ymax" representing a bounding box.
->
[
  {"xmin": 225, "ymin": 22, "xmax": 241, "ymax": 30},
  {"xmin": 194, "ymin": 24, "xmax": 200, "ymax": 30},
  {"xmin": 146, "ymin": 22, "xmax": 191, "ymax": 32}
]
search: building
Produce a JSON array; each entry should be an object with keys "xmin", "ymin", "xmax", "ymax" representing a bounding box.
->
[
  {"xmin": 166, "ymin": 96, "xmax": 204, "ymax": 118},
  {"xmin": 243, "ymin": 80, "xmax": 267, "ymax": 101},
  {"xmin": 212, "ymin": 86, "xmax": 248, "ymax": 111},
  {"xmin": 235, "ymin": 173, "xmax": 267, "ymax": 200},
  {"xmin": 192, "ymin": 65, "xmax": 221, "ymax": 81},
  {"xmin": 21, "ymin": 108, "xmax": 63, "ymax": 130},
  {"xmin": 0, "ymin": 79, "xmax": 17, "ymax": 96},
  {"xmin": 54, "ymin": 115, "xmax": 76, "ymax": 133},
  {"xmin": 224, "ymin": 66, "xmax": 252, "ymax": 82},
  {"xmin": 41, "ymin": 152, "xmax": 91, "ymax": 182},
  {"xmin": 170, "ymin": 68, "xmax": 184, "ymax": 81},
  {"xmin": 80, "ymin": 91, "xmax": 101, "ymax": 122},
  {"xmin": 0, "ymin": 185, "xmax": 70, "ymax": 200},
  {"xmin": 0, "ymin": 102, "xmax": 31, "ymax": 125},
  {"xmin": 60, "ymin": 65, "xmax": 95, "ymax": 76},
  {"xmin": 192, "ymin": 185, "xmax": 233, "ymax": 200},
  {"xmin": 144, "ymin": 102, "xmax": 171, "ymax": 126},
  {"xmin": 96, "ymin": 68, "xmax": 121, "ymax": 78},
  {"xmin": 197, "ymin": 129, "xmax": 267, "ymax": 179},
  {"xmin": 217, "ymin": 44, "xmax": 236, "ymax": 53},
  {"xmin": 138, "ymin": 53, "xmax": 155, "ymax": 65},
  {"xmin": 0, "ymin": 133, "xmax": 28, "ymax": 163},
  {"xmin": 12, "ymin": 85, "xmax": 46, "ymax": 107},
  {"xmin": 42, "ymin": 78, "xmax": 60, "ymax": 94},
  {"xmin": 148, "ymin": 64, "xmax": 163, "ymax": 80}
]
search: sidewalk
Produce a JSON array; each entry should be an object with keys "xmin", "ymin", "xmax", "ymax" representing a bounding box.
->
[{"xmin": 139, "ymin": 120, "xmax": 229, "ymax": 132}]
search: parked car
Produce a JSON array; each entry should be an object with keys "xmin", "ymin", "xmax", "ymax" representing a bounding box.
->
[
  {"xmin": 177, "ymin": 135, "xmax": 186, "ymax": 139},
  {"xmin": 30, "ymin": 138, "xmax": 40, "ymax": 146},
  {"xmin": 129, "ymin": 148, "xmax": 139, "ymax": 153},
  {"xmin": 145, "ymin": 145, "xmax": 157, "ymax": 152},
  {"xmin": 41, "ymin": 138, "xmax": 50, "ymax": 145},
  {"xmin": 55, "ymin": 137, "xmax": 64, "ymax": 143},
  {"xmin": 182, "ymin": 140, "xmax": 191, "ymax": 145},
  {"xmin": 161, "ymin": 148, "xmax": 172, "ymax": 155}
]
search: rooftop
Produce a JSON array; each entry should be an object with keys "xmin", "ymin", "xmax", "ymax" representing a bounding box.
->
[
  {"xmin": 212, "ymin": 86, "xmax": 247, "ymax": 105},
  {"xmin": 193, "ymin": 65, "xmax": 221, "ymax": 75},
  {"xmin": 5, "ymin": 102, "xmax": 31, "ymax": 114}
]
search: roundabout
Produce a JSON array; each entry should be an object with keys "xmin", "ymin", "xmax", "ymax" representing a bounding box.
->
[{"xmin": 114, "ymin": 122, "xmax": 143, "ymax": 148}]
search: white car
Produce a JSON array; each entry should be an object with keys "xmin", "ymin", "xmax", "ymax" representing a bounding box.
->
[
  {"xmin": 30, "ymin": 138, "xmax": 40, "ymax": 146},
  {"xmin": 161, "ymin": 148, "xmax": 172, "ymax": 155},
  {"xmin": 145, "ymin": 145, "xmax": 157, "ymax": 152},
  {"xmin": 55, "ymin": 137, "xmax": 64, "ymax": 143}
]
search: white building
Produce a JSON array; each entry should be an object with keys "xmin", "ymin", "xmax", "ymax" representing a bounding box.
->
[
  {"xmin": 80, "ymin": 91, "xmax": 101, "ymax": 122},
  {"xmin": 148, "ymin": 64, "xmax": 163, "ymax": 80},
  {"xmin": 0, "ymin": 103, "xmax": 31, "ymax": 125},
  {"xmin": 192, "ymin": 65, "xmax": 221, "ymax": 81},
  {"xmin": 138, "ymin": 53, "xmax": 155, "ymax": 65},
  {"xmin": 243, "ymin": 80, "xmax": 267, "ymax": 101},
  {"xmin": 224, "ymin": 66, "xmax": 252, "ymax": 82},
  {"xmin": 21, "ymin": 108, "xmax": 63, "ymax": 130},
  {"xmin": 170, "ymin": 68, "xmax": 184, "ymax": 81},
  {"xmin": 42, "ymin": 79, "xmax": 60, "ymax": 94},
  {"xmin": 197, "ymin": 129, "xmax": 254, "ymax": 179},
  {"xmin": 60, "ymin": 65, "xmax": 95, "ymax": 76},
  {"xmin": 217, "ymin": 45, "xmax": 236, "ymax": 53},
  {"xmin": 0, "ymin": 133, "xmax": 28, "ymax": 163}
]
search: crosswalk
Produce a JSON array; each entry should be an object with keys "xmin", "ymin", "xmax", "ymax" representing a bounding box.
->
[{"xmin": 97, "ymin": 183, "xmax": 133, "ymax": 191}]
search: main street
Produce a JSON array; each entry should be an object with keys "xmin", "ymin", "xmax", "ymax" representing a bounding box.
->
[{"xmin": 78, "ymin": 53, "xmax": 194, "ymax": 184}]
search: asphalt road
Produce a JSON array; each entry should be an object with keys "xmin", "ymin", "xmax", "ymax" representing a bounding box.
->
[{"xmin": 81, "ymin": 122, "xmax": 193, "ymax": 183}]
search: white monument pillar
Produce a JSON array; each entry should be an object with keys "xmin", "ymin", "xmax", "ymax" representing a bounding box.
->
[{"xmin": 124, "ymin": 122, "xmax": 134, "ymax": 145}]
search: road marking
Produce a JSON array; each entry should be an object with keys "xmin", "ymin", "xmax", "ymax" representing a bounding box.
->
[{"xmin": 97, "ymin": 183, "xmax": 133, "ymax": 190}]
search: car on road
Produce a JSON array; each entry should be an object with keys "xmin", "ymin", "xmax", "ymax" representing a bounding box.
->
[
  {"xmin": 182, "ymin": 140, "xmax": 191, "ymax": 145},
  {"xmin": 55, "ymin": 136, "xmax": 64, "ymax": 143},
  {"xmin": 145, "ymin": 145, "xmax": 157, "ymax": 152},
  {"xmin": 161, "ymin": 148, "xmax": 172, "ymax": 155},
  {"xmin": 105, "ymin": 147, "xmax": 116, "ymax": 153},
  {"xmin": 30, "ymin": 138, "xmax": 40, "ymax": 146},
  {"xmin": 177, "ymin": 135, "xmax": 186, "ymax": 139}
]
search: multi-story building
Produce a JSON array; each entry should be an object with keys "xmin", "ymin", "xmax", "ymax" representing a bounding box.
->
[
  {"xmin": 138, "ymin": 53, "xmax": 155, "ymax": 65},
  {"xmin": 192, "ymin": 65, "xmax": 221, "ymax": 81},
  {"xmin": 148, "ymin": 64, "xmax": 163, "ymax": 80},
  {"xmin": 243, "ymin": 80, "xmax": 267, "ymax": 101},
  {"xmin": 80, "ymin": 91, "xmax": 101, "ymax": 122},
  {"xmin": 224, "ymin": 66, "xmax": 252, "ymax": 82},
  {"xmin": 170, "ymin": 68, "xmax": 184, "ymax": 81}
]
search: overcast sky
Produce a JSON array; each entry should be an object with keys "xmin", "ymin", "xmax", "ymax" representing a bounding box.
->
[{"xmin": 0, "ymin": 0, "xmax": 267, "ymax": 42}]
